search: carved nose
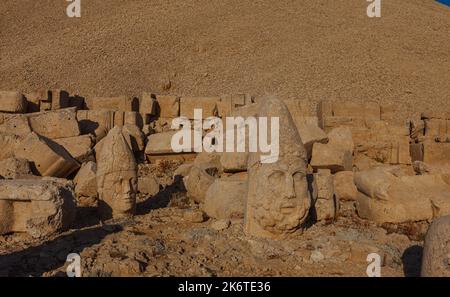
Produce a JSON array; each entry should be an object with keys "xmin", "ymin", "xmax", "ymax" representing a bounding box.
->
[{"xmin": 285, "ymin": 176, "xmax": 296, "ymax": 199}]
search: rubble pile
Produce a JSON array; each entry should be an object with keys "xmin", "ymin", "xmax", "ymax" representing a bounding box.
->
[{"xmin": 0, "ymin": 89, "xmax": 449, "ymax": 276}]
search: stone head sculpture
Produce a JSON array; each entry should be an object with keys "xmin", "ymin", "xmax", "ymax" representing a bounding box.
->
[
  {"xmin": 244, "ymin": 97, "xmax": 311, "ymax": 238},
  {"xmin": 97, "ymin": 126, "xmax": 137, "ymax": 220}
]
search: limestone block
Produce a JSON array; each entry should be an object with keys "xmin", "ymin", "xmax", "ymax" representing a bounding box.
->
[
  {"xmin": 155, "ymin": 95, "xmax": 180, "ymax": 118},
  {"xmin": 180, "ymin": 96, "xmax": 219, "ymax": 119},
  {"xmin": 25, "ymin": 90, "xmax": 48, "ymax": 113},
  {"xmin": 220, "ymin": 152, "xmax": 248, "ymax": 173},
  {"xmin": 140, "ymin": 92, "xmax": 157, "ymax": 116},
  {"xmin": 311, "ymin": 143, "xmax": 353, "ymax": 173},
  {"xmin": 0, "ymin": 133, "xmax": 22, "ymax": 161},
  {"xmin": 0, "ymin": 157, "xmax": 31, "ymax": 179},
  {"xmin": 54, "ymin": 135, "xmax": 94, "ymax": 163},
  {"xmin": 0, "ymin": 113, "xmax": 32, "ymax": 136},
  {"xmin": 77, "ymin": 110, "xmax": 114, "ymax": 141},
  {"xmin": 202, "ymin": 176, "xmax": 246, "ymax": 219},
  {"xmin": 15, "ymin": 132, "xmax": 79, "ymax": 178},
  {"xmin": 0, "ymin": 179, "xmax": 76, "ymax": 238},
  {"xmin": 0, "ymin": 91, "xmax": 28, "ymax": 113},
  {"xmin": 50, "ymin": 90, "xmax": 70, "ymax": 110},
  {"xmin": 334, "ymin": 171, "xmax": 358, "ymax": 201},
  {"xmin": 85, "ymin": 96, "xmax": 138, "ymax": 112},
  {"xmin": 27, "ymin": 107, "xmax": 80, "ymax": 139},
  {"xmin": 328, "ymin": 127, "xmax": 354, "ymax": 154},
  {"xmin": 423, "ymin": 141, "xmax": 450, "ymax": 165}
]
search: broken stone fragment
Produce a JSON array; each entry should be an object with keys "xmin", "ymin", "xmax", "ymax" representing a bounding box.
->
[
  {"xmin": 422, "ymin": 140, "xmax": 450, "ymax": 165},
  {"xmin": 354, "ymin": 167, "xmax": 450, "ymax": 223},
  {"xmin": 0, "ymin": 91, "xmax": 28, "ymax": 113},
  {"xmin": 155, "ymin": 95, "xmax": 180, "ymax": 118},
  {"xmin": 73, "ymin": 161, "xmax": 98, "ymax": 207},
  {"xmin": 25, "ymin": 90, "xmax": 48, "ymax": 113},
  {"xmin": 220, "ymin": 152, "xmax": 248, "ymax": 173},
  {"xmin": 77, "ymin": 109, "xmax": 114, "ymax": 142},
  {"xmin": 122, "ymin": 124, "xmax": 145, "ymax": 152},
  {"xmin": 310, "ymin": 143, "xmax": 353, "ymax": 173},
  {"xmin": 27, "ymin": 107, "xmax": 80, "ymax": 139},
  {"xmin": 0, "ymin": 133, "xmax": 22, "ymax": 161},
  {"xmin": 50, "ymin": 89, "xmax": 70, "ymax": 110},
  {"xmin": 140, "ymin": 92, "xmax": 157, "ymax": 116},
  {"xmin": 327, "ymin": 127, "xmax": 354, "ymax": 154},
  {"xmin": 297, "ymin": 123, "xmax": 328, "ymax": 159},
  {"xmin": 173, "ymin": 163, "xmax": 193, "ymax": 177},
  {"xmin": 180, "ymin": 96, "xmax": 219, "ymax": 119},
  {"xmin": 313, "ymin": 169, "xmax": 337, "ymax": 222},
  {"xmin": 137, "ymin": 176, "xmax": 160, "ymax": 196},
  {"xmin": 183, "ymin": 209, "xmax": 206, "ymax": 223},
  {"xmin": 202, "ymin": 175, "xmax": 246, "ymax": 220},
  {"xmin": 333, "ymin": 171, "xmax": 358, "ymax": 201},
  {"xmin": 184, "ymin": 164, "xmax": 218, "ymax": 204},
  {"xmin": 0, "ymin": 179, "xmax": 76, "ymax": 238},
  {"xmin": 15, "ymin": 132, "xmax": 79, "ymax": 178},
  {"xmin": 54, "ymin": 134, "xmax": 95, "ymax": 163},
  {"xmin": 0, "ymin": 157, "xmax": 31, "ymax": 179},
  {"xmin": 421, "ymin": 215, "xmax": 450, "ymax": 277},
  {"xmin": 0, "ymin": 113, "xmax": 32, "ymax": 136},
  {"xmin": 96, "ymin": 126, "xmax": 137, "ymax": 220},
  {"xmin": 217, "ymin": 94, "xmax": 253, "ymax": 117},
  {"xmin": 85, "ymin": 96, "xmax": 138, "ymax": 112}
]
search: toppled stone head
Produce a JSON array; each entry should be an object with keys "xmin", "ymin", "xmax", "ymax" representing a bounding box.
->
[
  {"xmin": 245, "ymin": 97, "xmax": 311, "ymax": 238},
  {"xmin": 96, "ymin": 126, "xmax": 137, "ymax": 219}
]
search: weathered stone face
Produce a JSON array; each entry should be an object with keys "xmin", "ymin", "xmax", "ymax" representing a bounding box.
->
[
  {"xmin": 96, "ymin": 126, "xmax": 137, "ymax": 219},
  {"xmin": 421, "ymin": 215, "xmax": 450, "ymax": 277},
  {"xmin": 245, "ymin": 97, "xmax": 310, "ymax": 238},
  {"xmin": 252, "ymin": 156, "xmax": 309, "ymax": 234}
]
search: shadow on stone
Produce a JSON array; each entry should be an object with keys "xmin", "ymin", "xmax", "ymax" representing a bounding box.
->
[{"xmin": 402, "ymin": 244, "xmax": 423, "ymax": 277}]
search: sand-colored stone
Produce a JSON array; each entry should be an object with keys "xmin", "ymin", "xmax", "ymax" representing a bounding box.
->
[
  {"xmin": 217, "ymin": 94, "xmax": 254, "ymax": 117},
  {"xmin": 310, "ymin": 143, "xmax": 353, "ymax": 173},
  {"xmin": 73, "ymin": 161, "xmax": 98, "ymax": 207},
  {"xmin": 333, "ymin": 171, "xmax": 358, "ymax": 201},
  {"xmin": 180, "ymin": 96, "xmax": 219, "ymax": 119},
  {"xmin": 355, "ymin": 167, "xmax": 450, "ymax": 223},
  {"xmin": 27, "ymin": 107, "xmax": 80, "ymax": 139},
  {"xmin": 156, "ymin": 95, "xmax": 180, "ymax": 118},
  {"xmin": 85, "ymin": 96, "xmax": 137, "ymax": 112},
  {"xmin": 313, "ymin": 169, "xmax": 337, "ymax": 221},
  {"xmin": 0, "ymin": 157, "xmax": 31, "ymax": 179},
  {"xmin": 137, "ymin": 176, "xmax": 160, "ymax": 196},
  {"xmin": 328, "ymin": 127, "xmax": 354, "ymax": 154},
  {"xmin": 122, "ymin": 124, "xmax": 145, "ymax": 152},
  {"xmin": 0, "ymin": 113, "xmax": 32, "ymax": 136},
  {"xmin": 54, "ymin": 135, "xmax": 94, "ymax": 163},
  {"xmin": 0, "ymin": 179, "xmax": 76, "ymax": 238},
  {"xmin": 245, "ymin": 97, "xmax": 310, "ymax": 238},
  {"xmin": 0, "ymin": 91, "xmax": 28, "ymax": 113},
  {"xmin": 15, "ymin": 132, "xmax": 79, "ymax": 178},
  {"xmin": 50, "ymin": 90, "xmax": 70, "ymax": 110},
  {"xmin": 25, "ymin": 90, "xmax": 48, "ymax": 113},
  {"xmin": 421, "ymin": 215, "xmax": 450, "ymax": 277},
  {"xmin": 140, "ymin": 92, "xmax": 157, "ymax": 116},
  {"xmin": 202, "ymin": 176, "xmax": 246, "ymax": 220},
  {"xmin": 423, "ymin": 141, "xmax": 450, "ymax": 165},
  {"xmin": 77, "ymin": 109, "xmax": 114, "ymax": 142},
  {"xmin": 0, "ymin": 133, "xmax": 22, "ymax": 161},
  {"xmin": 96, "ymin": 127, "xmax": 137, "ymax": 219}
]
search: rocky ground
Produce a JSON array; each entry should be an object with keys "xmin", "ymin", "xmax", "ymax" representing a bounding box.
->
[{"xmin": 0, "ymin": 161, "xmax": 424, "ymax": 277}]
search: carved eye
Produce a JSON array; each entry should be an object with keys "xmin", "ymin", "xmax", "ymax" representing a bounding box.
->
[
  {"xmin": 293, "ymin": 171, "xmax": 305, "ymax": 182},
  {"xmin": 268, "ymin": 170, "xmax": 285, "ymax": 187}
]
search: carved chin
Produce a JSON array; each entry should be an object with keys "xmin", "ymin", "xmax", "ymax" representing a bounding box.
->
[{"xmin": 254, "ymin": 204, "xmax": 307, "ymax": 233}]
